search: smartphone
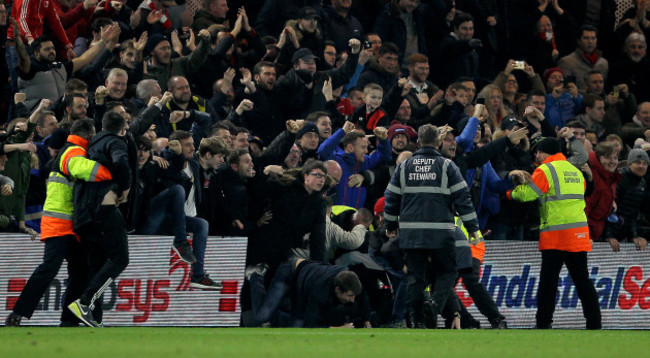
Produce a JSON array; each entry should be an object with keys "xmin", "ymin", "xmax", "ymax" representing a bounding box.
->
[
  {"xmin": 564, "ymin": 75, "xmax": 576, "ymax": 88},
  {"xmin": 477, "ymin": 97, "xmax": 485, "ymax": 105},
  {"xmin": 513, "ymin": 61, "xmax": 525, "ymax": 70},
  {"xmin": 363, "ymin": 40, "xmax": 372, "ymax": 49},
  {"xmin": 613, "ymin": 85, "xmax": 620, "ymax": 98}
]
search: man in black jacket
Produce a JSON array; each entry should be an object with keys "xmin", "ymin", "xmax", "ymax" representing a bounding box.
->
[
  {"xmin": 197, "ymin": 136, "xmax": 230, "ymax": 235},
  {"xmin": 69, "ymin": 111, "xmax": 131, "ymax": 327},
  {"xmin": 247, "ymin": 258, "xmax": 362, "ymax": 328}
]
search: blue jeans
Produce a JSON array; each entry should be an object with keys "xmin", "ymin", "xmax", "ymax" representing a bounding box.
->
[
  {"xmin": 489, "ymin": 223, "xmax": 524, "ymax": 241},
  {"xmin": 137, "ymin": 185, "xmax": 187, "ymax": 245},
  {"xmin": 249, "ymin": 260, "xmax": 295, "ymax": 326},
  {"xmin": 136, "ymin": 185, "xmax": 208, "ymax": 278},
  {"xmin": 372, "ymin": 255, "xmax": 407, "ymax": 321},
  {"xmin": 186, "ymin": 216, "xmax": 208, "ymax": 279}
]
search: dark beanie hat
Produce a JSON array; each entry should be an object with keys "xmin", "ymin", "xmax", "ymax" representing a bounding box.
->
[
  {"xmin": 44, "ymin": 128, "xmax": 70, "ymax": 150},
  {"xmin": 297, "ymin": 122, "xmax": 319, "ymax": 139},
  {"xmin": 535, "ymin": 137, "xmax": 560, "ymax": 155},
  {"xmin": 145, "ymin": 34, "xmax": 169, "ymax": 55}
]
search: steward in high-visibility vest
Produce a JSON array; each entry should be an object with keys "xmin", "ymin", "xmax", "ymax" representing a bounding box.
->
[
  {"xmin": 506, "ymin": 152, "xmax": 591, "ymax": 252},
  {"xmin": 5, "ymin": 120, "xmax": 113, "ymax": 327},
  {"xmin": 506, "ymin": 137, "xmax": 601, "ymax": 330},
  {"xmin": 41, "ymin": 130, "xmax": 113, "ymax": 240}
]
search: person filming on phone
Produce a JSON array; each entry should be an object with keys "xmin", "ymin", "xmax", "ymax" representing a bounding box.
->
[{"xmin": 542, "ymin": 67, "xmax": 582, "ymax": 129}]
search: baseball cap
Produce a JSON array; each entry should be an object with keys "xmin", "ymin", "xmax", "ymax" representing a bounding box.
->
[
  {"xmin": 298, "ymin": 6, "xmax": 321, "ymax": 20},
  {"xmin": 292, "ymin": 48, "xmax": 318, "ymax": 64}
]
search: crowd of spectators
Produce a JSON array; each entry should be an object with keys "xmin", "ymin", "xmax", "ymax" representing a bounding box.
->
[{"xmin": 1, "ymin": 0, "xmax": 650, "ymax": 328}]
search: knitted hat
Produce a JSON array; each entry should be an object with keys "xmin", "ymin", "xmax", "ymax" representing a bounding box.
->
[
  {"xmin": 44, "ymin": 128, "xmax": 70, "ymax": 150},
  {"xmin": 535, "ymin": 137, "xmax": 560, "ymax": 155},
  {"xmin": 374, "ymin": 197, "xmax": 386, "ymax": 216},
  {"xmin": 145, "ymin": 34, "xmax": 169, "ymax": 55},
  {"xmin": 627, "ymin": 148, "xmax": 650, "ymax": 164},
  {"xmin": 297, "ymin": 122, "xmax": 319, "ymax": 139},
  {"xmin": 543, "ymin": 67, "xmax": 564, "ymax": 84},
  {"xmin": 388, "ymin": 123, "xmax": 417, "ymax": 142}
]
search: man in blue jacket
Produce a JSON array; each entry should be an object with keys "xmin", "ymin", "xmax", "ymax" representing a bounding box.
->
[{"xmin": 318, "ymin": 121, "xmax": 391, "ymax": 209}]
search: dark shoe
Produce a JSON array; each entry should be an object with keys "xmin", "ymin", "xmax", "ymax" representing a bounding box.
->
[
  {"xmin": 190, "ymin": 274, "xmax": 223, "ymax": 290},
  {"xmin": 534, "ymin": 323, "xmax": 552, "ymax": 329},
  {"xmin": 5, "ymin": 313, "xmax": 22, "ymax": 327},
  {"xmin": 586, "ymin": 322, "xmax": 601, "ymax": 330},
  {"xmin": 422, "ymin": 299, "xmax": 439, "ymax": 329},
  {"xmin": 172, "ymin": 241, "xmax": 197, "ymax": 264},
  {"xmin": 68, "ymin": 299, "xmax": 100, "ymax": 328},
  {"xmin": 490, "ymin": 316, "xmax": 508, "ymax": 329},
  {"xmin": 245, "ymin": 263, "xmax": 269, "ymax": 281}
]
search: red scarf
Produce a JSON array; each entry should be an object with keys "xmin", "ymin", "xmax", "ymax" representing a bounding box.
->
[
  {"xmin": 538, "ymin": 32, "xmax": 557, "ymax": 50},
  {"xmin": 583, "ymin": 51, "xmax": 599, "ymax": 65}
]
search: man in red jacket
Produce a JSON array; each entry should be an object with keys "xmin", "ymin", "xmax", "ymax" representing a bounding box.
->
[{"xmin": 8, "ymin": 0, "xmax": 74, "ymax": 58}]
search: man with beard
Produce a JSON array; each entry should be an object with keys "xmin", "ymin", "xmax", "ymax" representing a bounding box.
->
[
  {"xmin": 234, "ymin": 61, "xmax": 285, "ymax": 144},
  {"xmin": 403, "ymin": 54, "xmax": 442, "ymax": 121},
  {"xmin": 609, "ymin": 32, "xmax": 650, "ymax": 103},
  {"xmin": 60, "ymin": 94, "xmax": 89, "ymax": 129},
  {"xmin": 159, "ymin": 131, "xmax": 221, "ymax": 289},
  {"xmin": 143, "ymin": 29, "xmax": 211, "ymax": 92},
  {"xmin": 15, "ymin": 20, "xmax": 120, "ymax": 112},
  {"xmin": 154, "ymin": 76, "xmax": 217, "ymax": 139}
]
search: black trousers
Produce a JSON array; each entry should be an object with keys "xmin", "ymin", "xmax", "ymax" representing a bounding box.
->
[
  {"xmin": 460, "ymin": 257, "xmax": 502, "ymax": 321},
  {"xmin": 536, "ymin": 250, "xmax": 601, "ymax": 329},
  {"xmin": 12, "ymin": 235, "xmax": 87, "ymax": 324},
  {"xmin": 405, "ymin": 240, "xmax": 457, "ymax": 322},
  {"xmin": 80, "ymin": 205, "xmax": 129, "ymax": 322}
]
